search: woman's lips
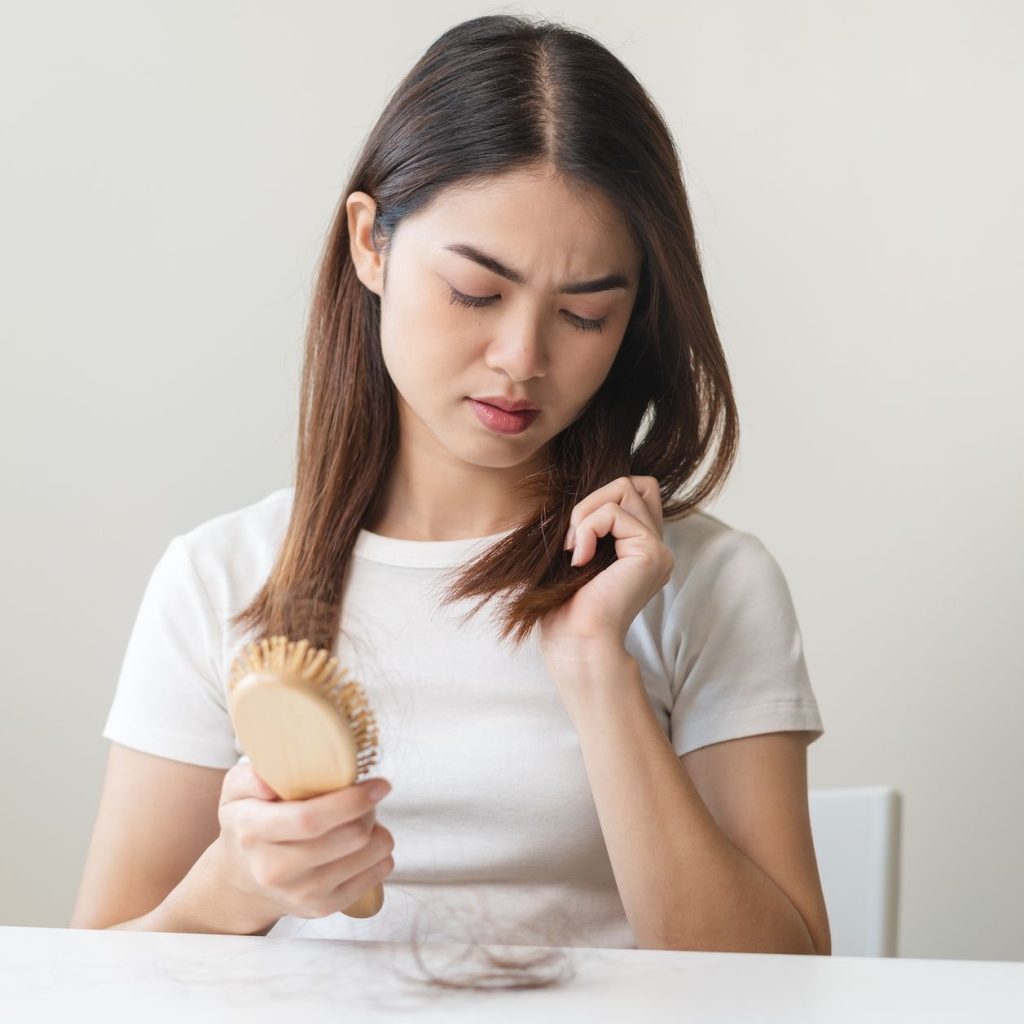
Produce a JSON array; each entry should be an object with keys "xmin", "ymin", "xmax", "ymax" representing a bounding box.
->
[{"xmin": 468, "ymin": 398, "xmax": 539, "ymax": 435}]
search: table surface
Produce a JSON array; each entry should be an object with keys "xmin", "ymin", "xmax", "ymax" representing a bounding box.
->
[{"xmin": 2, "ymin": 925, "xmax": 1022, "ymax": 1023}]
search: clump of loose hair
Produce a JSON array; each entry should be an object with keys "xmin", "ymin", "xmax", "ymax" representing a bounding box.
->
[{"xmin": 229, "ymin": 11, "xmax": 739, "ymax": 988}]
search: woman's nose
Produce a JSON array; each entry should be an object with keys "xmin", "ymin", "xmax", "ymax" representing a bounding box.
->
[{"xmin": 484, "ymin": 317, "xmax": 549, "ymax": 381}]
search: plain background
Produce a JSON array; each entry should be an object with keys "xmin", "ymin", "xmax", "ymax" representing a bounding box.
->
[{"xmin": 2, "ymin": 0, "xmax": 1021, "ymax": 961}]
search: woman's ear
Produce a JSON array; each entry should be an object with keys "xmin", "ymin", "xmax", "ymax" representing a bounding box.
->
[{"xmin": 346, "ymin": 191, "xmax": 385, "ymax": 297}]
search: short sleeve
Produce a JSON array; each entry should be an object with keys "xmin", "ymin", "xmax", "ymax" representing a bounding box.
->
[
  {"xmin": 101, "ymin": 534, "xmax": 240, "ymax": 768},
  {"xmin": 668, "ymin": 530, "xmax": 824, "ymax": 757}
]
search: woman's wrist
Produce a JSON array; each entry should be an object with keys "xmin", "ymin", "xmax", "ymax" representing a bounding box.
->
[
  {"xmin": 111, "ymin": 839, "xmax": 280, "ymax": 936},
  {"xmin": 544, "ymin": 634, "xmax": 630, "ymax": 684},
  {"xmin": 178, "ymin": 837, "xmax": 281, "ymax": 935},
  {"xmin": 544, "ymin": 639, "xmax": 639, "ymax": 724}
]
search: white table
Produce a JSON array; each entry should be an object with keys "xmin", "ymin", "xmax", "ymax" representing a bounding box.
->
[{"xmin": 2, "ymin": 925, "xmax": 1021, "ymax": 1022}]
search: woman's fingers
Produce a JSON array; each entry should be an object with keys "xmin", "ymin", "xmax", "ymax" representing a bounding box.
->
[
  {"xmin": 569, "ymin": 502, "xmax": 667, "ymax": 569},
  {"xmin": 565, "ymin": 475, "xmax": 662, "ymax": 548},
  {"xmin": 224, "ymin": 767, "xmax": 390, "ymax": 843}
]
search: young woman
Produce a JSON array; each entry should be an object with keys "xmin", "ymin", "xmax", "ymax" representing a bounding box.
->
[{"xmin": 72, "ymin": 14, "xmax": 830, "ymax": 956}]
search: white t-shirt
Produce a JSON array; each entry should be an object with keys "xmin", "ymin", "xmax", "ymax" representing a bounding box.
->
[{"xmin": 102, "ymin": 486, "xmax": 824, "ymax": 948}]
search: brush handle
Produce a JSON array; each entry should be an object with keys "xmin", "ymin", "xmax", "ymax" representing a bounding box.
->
[{"xmin": 343, "ymin": 883, "xmax": 385, "ymax": 917}]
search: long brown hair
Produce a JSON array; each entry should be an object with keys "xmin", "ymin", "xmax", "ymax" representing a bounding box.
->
[
  {"xmin": 230, "ymin": 12, "xmax": 737, "ymax": 654},
  {"xmin": 228, "ymin": 12, "xmax": 739, "ymax": 987}
]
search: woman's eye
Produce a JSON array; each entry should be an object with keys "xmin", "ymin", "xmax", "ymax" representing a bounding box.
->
[
  {"xmin": 447, "ymin": 286, "xmax": 497, "ymax": 309},
  {"xmin": 446, "ymin": 286, "xmax": 608, "ymax": 333},
  {"xmin": 563, "ymin": 311, "xmax": 608, "ymax": 334}
]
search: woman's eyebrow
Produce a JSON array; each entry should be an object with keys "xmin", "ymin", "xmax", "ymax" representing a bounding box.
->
[{"xmin": 442, "ymin": 242, "xmax": 629, "ymax": 294}]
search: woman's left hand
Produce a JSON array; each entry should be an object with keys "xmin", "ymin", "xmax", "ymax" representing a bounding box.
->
[{"xmin": 537, "ymin": 475, "xmax": 675, "ymax": 673}]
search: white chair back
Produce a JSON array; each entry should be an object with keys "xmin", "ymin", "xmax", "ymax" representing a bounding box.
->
[{"xmin": 808, "ymin": 785, "xmax": 902, "ymax": 956}]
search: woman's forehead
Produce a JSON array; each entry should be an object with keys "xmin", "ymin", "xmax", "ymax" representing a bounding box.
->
[{"xmin": 405, "ymin": 173, "xmax": 639, "ymax": 269}]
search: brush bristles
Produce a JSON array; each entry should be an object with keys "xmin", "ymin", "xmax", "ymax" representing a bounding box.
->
[{"xmin": 228, "ymin": 634, "xmax": 380, "ymax": 778}]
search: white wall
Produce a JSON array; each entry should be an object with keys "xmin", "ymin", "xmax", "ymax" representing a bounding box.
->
[{"xmin": 2, "ymin": 0, "xmax": 1021, "ymax": 961}]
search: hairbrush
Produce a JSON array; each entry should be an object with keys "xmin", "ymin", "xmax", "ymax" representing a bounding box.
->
[{"xmin": 226, "ymin": 634, "xmax": 384, "ymax": 918}]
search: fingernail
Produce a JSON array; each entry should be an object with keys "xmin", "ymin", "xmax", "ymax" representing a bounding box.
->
[
  {"xmin": 564, "ymin": 525, "xmax": 575, "ymax": 550},
  {"xmin": 368, "ymin": 781, "xmax": 391, "ymax": 802},
  {"xmin": 570, "ymin": 545, "xmax": 582, "ymax": 567}
]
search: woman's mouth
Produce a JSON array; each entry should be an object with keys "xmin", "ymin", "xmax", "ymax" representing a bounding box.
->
[{"xmin": 467, "ymin": 399, "xmax": 540, "ymax": 435}]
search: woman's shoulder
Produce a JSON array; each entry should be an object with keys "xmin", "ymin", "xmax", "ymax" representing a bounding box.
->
[
  {"xmin": 658, "ymin": 509, "xmax": 791, "ymax": 611},
  {"xmin": 174, "ymin": 486, "xmax": 294, "ymax": 607},
  {"xmin": 180, "ymin": 485, "xmax": 293, "ymax": 546},
  {"xmin": 661, "ymin": 508, "xmax": 765, "ymax": 576}
]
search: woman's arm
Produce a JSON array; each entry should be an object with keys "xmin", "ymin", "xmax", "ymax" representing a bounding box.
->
[
  {"xmin": 71, "ymin": 743, "xmax": 277, "ymax": 935},
  {"xmin": 104, "ymin": 840, "xmax": 277, "ymax": 935},
  {"xmin": 555, "ymin": 643, "xmax": 829, "ymax": 955}
]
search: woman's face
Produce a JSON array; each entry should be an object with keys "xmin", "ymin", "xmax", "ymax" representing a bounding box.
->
[{"xmin": 347, "ymin": 165, "xmax": 643, "ymax": 473}]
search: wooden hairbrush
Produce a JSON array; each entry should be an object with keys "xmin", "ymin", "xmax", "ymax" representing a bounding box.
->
[{"xmin": 227, "ymin": 634, "xmax": 384, "ymax": 919}]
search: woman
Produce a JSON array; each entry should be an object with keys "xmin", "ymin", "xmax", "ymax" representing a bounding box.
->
[{"xmin": 72, "ymin": 14, "xmax": 830, "ymax": 957}]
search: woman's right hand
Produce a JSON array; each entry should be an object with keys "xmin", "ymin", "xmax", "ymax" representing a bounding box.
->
[{"xmin": 215, "ymin": 760, "xmax": 395, "ymax": 925}]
